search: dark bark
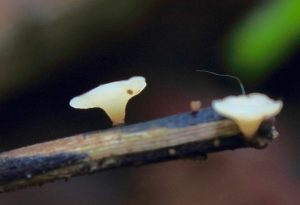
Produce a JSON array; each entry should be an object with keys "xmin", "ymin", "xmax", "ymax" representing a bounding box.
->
[{"xmin": 0, "ymin": 107, "xmax": 277, "ymax": 193}]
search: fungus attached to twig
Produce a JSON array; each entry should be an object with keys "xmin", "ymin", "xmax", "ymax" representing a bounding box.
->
[
  {"xmin": 69, "ymin": 76, "xmax": 147, "ymax": 125},
  {"xmin": 212, "ymin": 93, "xmax": 283, "ymax": 138}
]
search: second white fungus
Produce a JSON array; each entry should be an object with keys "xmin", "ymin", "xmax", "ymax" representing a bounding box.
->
[{"xmin": 212, "ymin": 93, "xmax": 283, "ymax": 138}]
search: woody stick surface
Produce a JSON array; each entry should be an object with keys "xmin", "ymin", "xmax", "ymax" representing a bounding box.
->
[{"xmin": 0, "ymin": 107, "xmax": 277, "ymax": 193}]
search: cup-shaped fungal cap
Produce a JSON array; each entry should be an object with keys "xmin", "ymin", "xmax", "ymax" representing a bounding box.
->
[
  {"xmin": 212, "ymin": 93, "xmax": 283, "ymax": 138},
  {"xmin": 69, "ymin": 76, "xmax": 147, "ymax": 125}
]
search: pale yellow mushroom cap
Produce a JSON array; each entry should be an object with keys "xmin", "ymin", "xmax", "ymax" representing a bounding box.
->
[
  {"xmin": 212, "ymin": 93, "xmax": 283, "ymax": 138},
  {"xmin": 69, "ymin": 76, "xmax": 147, "ymax": 125}
]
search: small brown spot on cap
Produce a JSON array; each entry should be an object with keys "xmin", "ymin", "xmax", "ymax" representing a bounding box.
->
[{"xmin": 127, "ymin": 89, "xmax": 133, "ymax": 95}]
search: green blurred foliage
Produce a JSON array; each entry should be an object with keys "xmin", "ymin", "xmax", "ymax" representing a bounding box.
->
[{"xmin": 227, "ymin": 0, "xmax": 300, "ymax": 81}]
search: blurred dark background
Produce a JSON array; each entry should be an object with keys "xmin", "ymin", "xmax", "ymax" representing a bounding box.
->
[{"xmin": 0, "ymin": 0, "xmax": 299, "ymax": 204}]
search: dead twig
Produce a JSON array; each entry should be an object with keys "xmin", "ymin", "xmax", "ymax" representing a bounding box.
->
[{"xmin": 0, "ymin": 107, "xmax": 277, "ymax": 193}]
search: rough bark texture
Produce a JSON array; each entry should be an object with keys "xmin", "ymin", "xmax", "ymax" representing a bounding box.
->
[{"xmin": 0, "ymin": 107, "xmax": 277, "ymax": 193}]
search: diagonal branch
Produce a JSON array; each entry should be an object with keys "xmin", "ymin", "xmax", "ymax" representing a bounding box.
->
[{"xmin": 0, "ymin": 107, "xmax": 278, "ymax": 193}]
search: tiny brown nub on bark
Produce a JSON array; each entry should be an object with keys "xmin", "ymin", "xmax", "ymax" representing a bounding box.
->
[{"xmin": 190, "ymin": 100, "xmax": 202, "ymax": 112}]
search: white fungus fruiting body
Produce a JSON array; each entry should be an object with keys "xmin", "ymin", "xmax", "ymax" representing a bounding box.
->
[
  {"xmin": 70, "ymin": 76, "xmax": 147, "ymax": 125},
  {"xmin": 212, "ymin": 93, "xmax": 283, "ymax": 138}
]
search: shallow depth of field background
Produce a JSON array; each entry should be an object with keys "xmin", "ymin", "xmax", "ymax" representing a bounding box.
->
[{"xmin": 0, "ymin": 0, "xmax": 299, "ymax": 204}]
